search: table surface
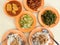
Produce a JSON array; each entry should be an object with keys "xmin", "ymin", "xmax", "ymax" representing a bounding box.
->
[{"xmin": 0, "ymin": 0, "xmax": 60, "ymax": 45}]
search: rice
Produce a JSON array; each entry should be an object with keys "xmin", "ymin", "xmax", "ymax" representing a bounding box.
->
[
  {"xmin": 32, "ymin": 32, "xmax": 50, "ymax": 45},
  {"xmin": 7, "ymin": 34, "xmax": 23, "ymax": 45}
]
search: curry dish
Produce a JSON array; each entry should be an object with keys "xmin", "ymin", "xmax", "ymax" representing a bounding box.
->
[{"xmin": 5, "ymin": 1, "xmax": 22, "ymax": 16}]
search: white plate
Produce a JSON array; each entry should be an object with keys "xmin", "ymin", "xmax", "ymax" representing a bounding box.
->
[{"xmin": 0, "ymin": 0, "xmax": 60, "ymax": 45}]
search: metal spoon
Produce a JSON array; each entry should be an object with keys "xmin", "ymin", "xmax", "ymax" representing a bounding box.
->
[{"xmin": 42, "ymin": 29, "xmax": 60, "ymax": 45}]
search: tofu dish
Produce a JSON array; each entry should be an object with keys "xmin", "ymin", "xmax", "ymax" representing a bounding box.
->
[
  {"xmin": 31, "ymin": 32, "xmax": 50, "ymax": 45},
  {"xmin": 7, "ymin": 34, "xmax": 25, "ymax": 45}
]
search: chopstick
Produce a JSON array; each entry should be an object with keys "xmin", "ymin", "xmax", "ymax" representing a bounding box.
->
[{"xmin": 49, "ymin": 35, "xmax": 60, "ymax": 45}]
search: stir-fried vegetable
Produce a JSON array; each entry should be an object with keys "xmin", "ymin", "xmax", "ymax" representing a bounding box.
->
[
  {"xmin": 19, "ymin": 14, "xmax": 33, "ymax": 28},
  {"xmin": 41, "ymin": 10, "xmax": 56, "ymax": 26}
]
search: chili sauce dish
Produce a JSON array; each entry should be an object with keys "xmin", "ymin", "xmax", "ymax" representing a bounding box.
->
[
  {"xmin": 15, "ymin": 11, "xmax": 36, "ymax": 32},
  {"xmin": 38, "ymin": 6, "xmax": 59, "ymax": 28},
  {"xmin": 4, "ymin": 0, "xmax": 22, "ymax": 17},
  {"xmin": 29, "ymin": 27, "xmax": 54, "ymax": 45},
  {"xmin": 1, "ymin": 30, "xmax": 27, "ymax": 45}
]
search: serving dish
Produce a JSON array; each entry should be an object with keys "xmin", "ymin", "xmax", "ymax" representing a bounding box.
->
[
  {"xmin": 29, "ymin": 27, "xmax": 54, "ymax": 45},
  {"xmin": 15, "ymin": 11, "xmax": 36, "ymax": 32},
  {"xmin": 23, "ymin": 0, "xmax": 44, "ymax": 12},
  {"xmin": 1, "ymin": 30, "xmax": 27, "ymax": 45},
  {"xmin": 4, "ymin": 0, "xmax": 22, "ymax": 17},
  {"xmin": 38, "ymin": 6, "xmax": 59, "ymax": 28}
]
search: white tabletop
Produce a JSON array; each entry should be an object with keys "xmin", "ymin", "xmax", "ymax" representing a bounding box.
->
[{"xmin": 0, "ymin": 0, "xmax": 60, "ymax": 45}]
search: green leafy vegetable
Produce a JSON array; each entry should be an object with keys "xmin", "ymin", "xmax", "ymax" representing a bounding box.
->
[
  {"xmin": 19, "ymin": 14, "xmax": 33, "ymax": 28},
  {"xmin": 41, "ymin": 10, "xmax": 56, "ymax": 26}
]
